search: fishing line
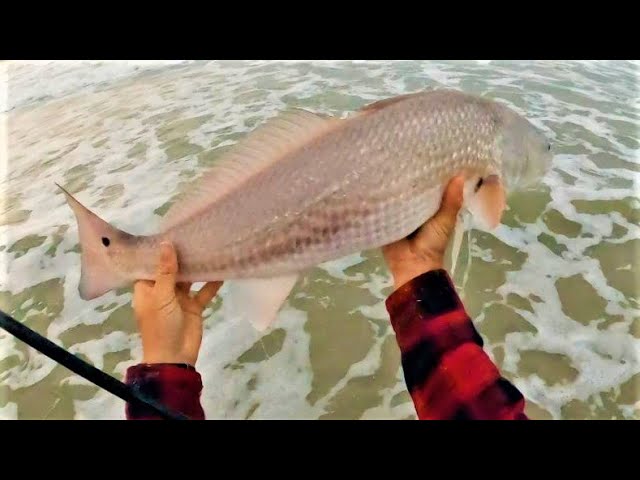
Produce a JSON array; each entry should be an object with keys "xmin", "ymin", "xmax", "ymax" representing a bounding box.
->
[
  {"xmin": 461, "ymin": 213, "xmax": 473, "ymax": 294},
  {"xmin": 450, "ymin": 212, "xmax": 465, "ymax": 279},
  {"xmin": 0, "ymin": 309, "xmax": 190, "ymax": 420},
  {"xmin": 258, "ymin": 337, "xmax": 272, "ymax": 361}
]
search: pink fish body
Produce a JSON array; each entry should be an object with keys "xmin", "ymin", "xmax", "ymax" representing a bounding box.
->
[{"xmin": 60, "ymin": 89, "xmax": 552, "ymax": 330}]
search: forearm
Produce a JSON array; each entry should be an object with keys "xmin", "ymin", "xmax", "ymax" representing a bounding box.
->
[
  {"xmin": 124, "ymin": 363, "xmax": 205, "ymax": 420},
  {"xmin": 386, "ymin": 270, "xmax": 528, "ymax": 420}
]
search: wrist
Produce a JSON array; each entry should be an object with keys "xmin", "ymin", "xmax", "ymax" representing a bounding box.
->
[
  {"xmin": 390, "ymin": 260, "xmax": 443, "ymax": 291},
  {"xmin": 142, "ymin": 352, "xmax": 196, "ymax": 367},
  {"xmin": 136, "ymin": 362, "xmax": 197, "ymax": 371}
]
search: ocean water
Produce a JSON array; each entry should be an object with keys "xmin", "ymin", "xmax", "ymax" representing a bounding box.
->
[{"xmin": 0, "ymin": 60, "xmax": 638, "ymax": 420}]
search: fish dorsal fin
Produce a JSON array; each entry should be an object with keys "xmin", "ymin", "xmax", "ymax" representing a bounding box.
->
[
  {"xmin": 160, "ymin": 109, "xmax": 340, "ymax": 231},
  {"xmin": 359, "ymin": 91, "xmax": 428, "ymax": 114}
]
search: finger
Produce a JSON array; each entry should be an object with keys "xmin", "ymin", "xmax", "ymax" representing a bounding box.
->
[
  {"xmin": 154, "ymin": 242, "xmax": 178, "ymax": 300},
  {"xmin": 133, "ymin": 279, "xmax": 155, "ymax": 310},
  {"xmin": 429, "ymin": 176, "xmax": 465, "ymax": 233},
  {"xmin": 194, "ymin": 281, "xmax": 223, "ymax": 309},
  {"xmin": 411, "ymin": 176, "xmax": 465, "ymax": 253},
  {"xmin": 439, "ymin": 175, "xmax": 465, "ymax": 218},
  {"xmin": 177, "ymin": 282, "xmax": 192, "ymax": 294},
  {"xmin": 134, "ymin": 279, "xmax": 154, "ymax": 293},
  {"xmin": 411, "ymin": 176, "xmax": 464, "ymax": 242}
]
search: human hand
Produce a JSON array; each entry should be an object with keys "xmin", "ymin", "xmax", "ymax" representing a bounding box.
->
[
  {"xmin": 133, "ymin": 242, "xmax": 222, "ymax": 366},
  {"xmin": 382, "ymin": 175, "xmax": 465, "ymax": 291}
]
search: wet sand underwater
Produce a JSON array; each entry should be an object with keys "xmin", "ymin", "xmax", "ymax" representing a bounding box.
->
[{"xmin": 0, "ymin": 60, "xmax": 638, "ymax": 419}]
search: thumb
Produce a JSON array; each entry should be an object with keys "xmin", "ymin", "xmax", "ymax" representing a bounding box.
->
[
  {"xmin": 414, "ymin": 175, "xmax": 465, "ymax": 248},
  {"xmin": 154, "ymin": 242, "xmax": 178, "ymax": 300},
  {"xmin": 438, "ymin": 175, "xmax": 465, "ymax": 221}
]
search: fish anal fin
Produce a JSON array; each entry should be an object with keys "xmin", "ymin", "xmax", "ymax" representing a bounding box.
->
[{"xmin": 223, "ymin": 274, "xmax": 299, "ymax": 331}]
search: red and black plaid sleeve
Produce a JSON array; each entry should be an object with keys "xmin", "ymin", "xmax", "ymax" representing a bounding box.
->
[
  {"xmin": 124, "ymin": 363, "xmax": 205, "ymax": 420},
  {"xmin": 386, "ymin": 269, "xmax": 528, "ymax": 420}
]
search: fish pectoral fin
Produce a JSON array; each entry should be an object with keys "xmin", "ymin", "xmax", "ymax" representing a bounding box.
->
[
  {"xmin": 224, "ymin": 274, "xmax": 299, "ymax": 331},
  {"xmin": 465, "ymin": 174, "xmax": 506, "ymax": 230}
]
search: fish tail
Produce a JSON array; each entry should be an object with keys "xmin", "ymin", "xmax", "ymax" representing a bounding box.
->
[{"xmin": 57, "ymin": 184, "xmax": 135, "ymax": 300}]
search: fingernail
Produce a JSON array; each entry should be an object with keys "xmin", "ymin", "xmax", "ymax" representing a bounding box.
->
[{"xmin": 160, "ymin": 242, "xmax": 172, "ymax": 262}]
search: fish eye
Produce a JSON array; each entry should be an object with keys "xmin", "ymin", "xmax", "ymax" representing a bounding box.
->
[
  {"xmin": 101, "ymin": 237, "xmax": 110, "ymax": 247},
  {"xmin": 547, "ymin": 143, "xmax": 551, "ymax": 151}
]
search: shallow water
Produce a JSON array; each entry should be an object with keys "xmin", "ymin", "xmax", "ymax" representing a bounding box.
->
[{"xmin": 0, "ymin": 60, "xmax": 638, "ymax": 420}]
